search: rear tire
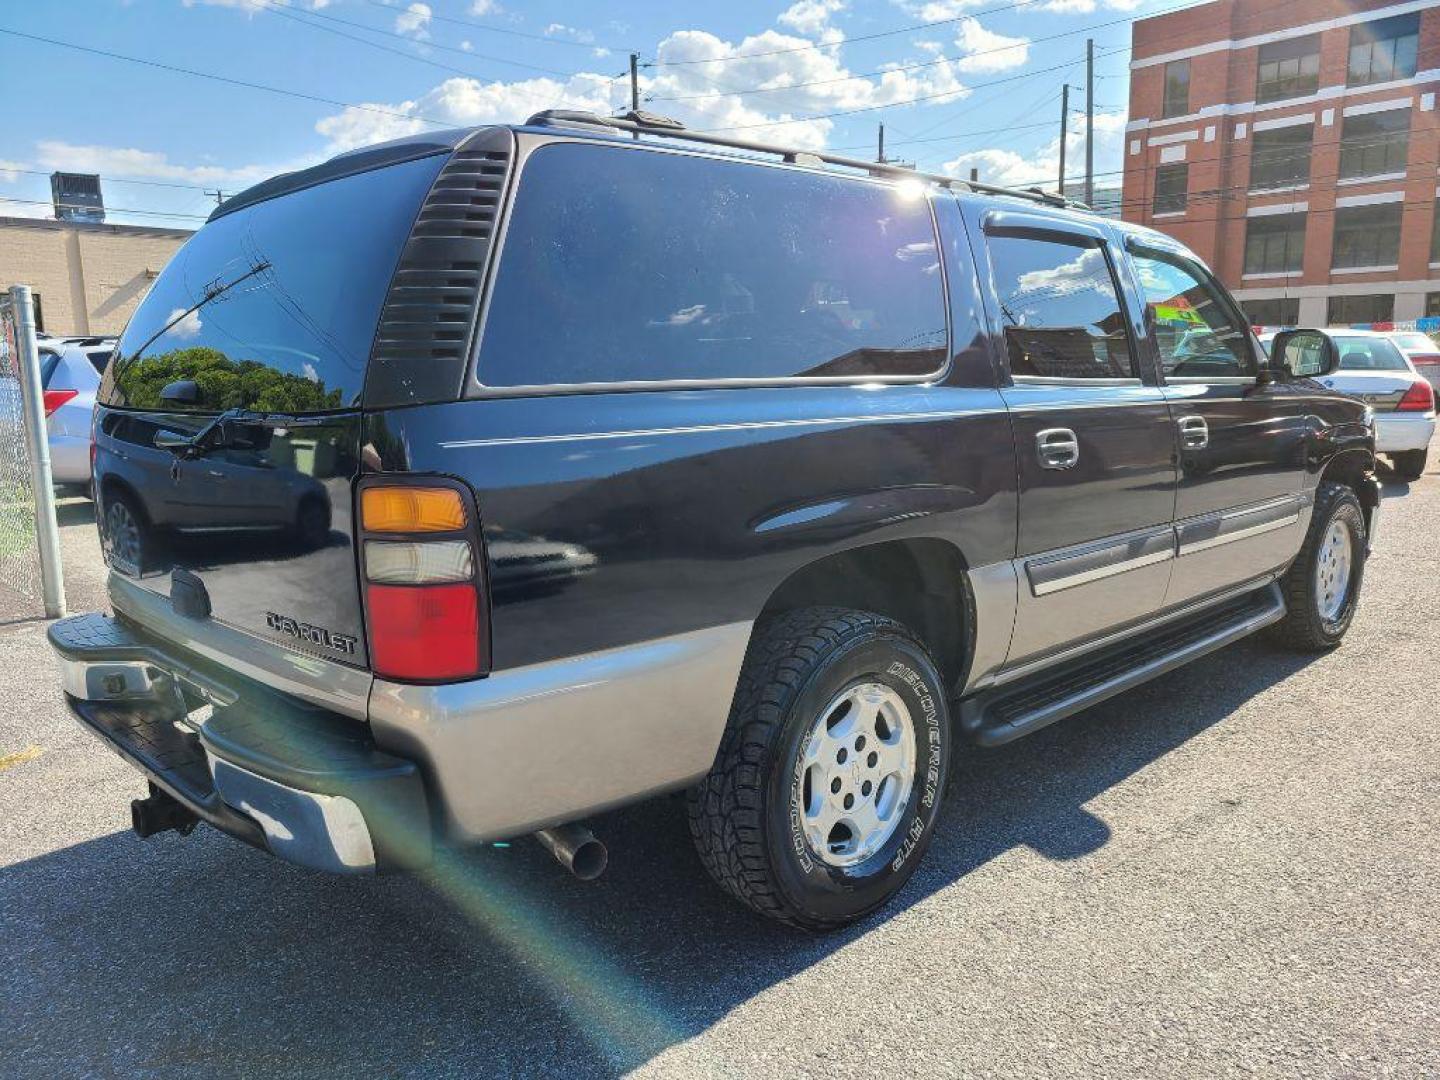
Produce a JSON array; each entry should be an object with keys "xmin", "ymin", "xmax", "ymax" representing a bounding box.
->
[
  {"xmin": 1390, "ymin": 450, "xmax": 1427, "ymax": 483},
  {"xmin": 101, "ymin": 488, "xmax": 149, "ymax": 575},
  {"xmin": 688, "ymin": 607, "xmax": 951, "ymax": 931},
  {"xmin": 1272, "ymin": 482, "xmax": 1366, "ymax": 652}
]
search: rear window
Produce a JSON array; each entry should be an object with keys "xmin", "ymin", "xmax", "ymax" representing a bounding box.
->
[
  {"xmin": 475, "ymin": 143, "xmax": 948, "ymax": 388},
  {"xmin": 102, "ymin": 152, "xmax": 446, "ymax": 413},
  {"xmin": 1334, "ymin": 336, "xmax": 1408, "ymax": 370}
]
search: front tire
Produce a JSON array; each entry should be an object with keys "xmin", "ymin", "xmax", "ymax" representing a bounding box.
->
[
  {"xmin": 1272, "ymin": 482, "xmax": 1366, "ymax": 651},
  {"xmin": 1390, "ymin": 450, "xmax": 1427, "ymax": 483},
  {"xmin": 688, "ymin": 608, "xmax": 951, "ymax": 931}
]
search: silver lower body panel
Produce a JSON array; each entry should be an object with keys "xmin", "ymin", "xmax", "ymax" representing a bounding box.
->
[{"xmin": 367, "ymin": 622, "xmax": 754, "ymax": 843}]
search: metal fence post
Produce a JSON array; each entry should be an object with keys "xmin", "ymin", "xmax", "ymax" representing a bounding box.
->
[{"xmin": 10, "ymin": 285, "xmax": 65, "ymax": 618}]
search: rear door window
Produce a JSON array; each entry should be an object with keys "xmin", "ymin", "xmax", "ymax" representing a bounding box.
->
[
  {"xmin": 475, "ymin": 143, "xmax": 948, "ymax": 388},
  {"xmin": 102, "ymin": 152, "xmax": 447, "ymax": 413},
  {"xmin": 984, "ymin": 234, "xmax": 1136, "ymax": 380}
]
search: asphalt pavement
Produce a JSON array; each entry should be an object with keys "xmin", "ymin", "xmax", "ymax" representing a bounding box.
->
[{"xmin": 2, "ymin": 457, "xmax": 1438, "ymax": 1078}]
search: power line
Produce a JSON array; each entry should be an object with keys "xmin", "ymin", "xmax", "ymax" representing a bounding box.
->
[
  {"xmin": 0, "ymin": 196, "xmax": 209, "ymax": 222},
  {"xmin": 0, "ymin": 25, "xmax": 455, "ymax": 128},
  {"xmin": 355, "ymin": 0, "xmax": 639, "ymax": 54},
  {"xmin": 698, "ymin": 46, "xmax": 1131, "ymax": 132}
]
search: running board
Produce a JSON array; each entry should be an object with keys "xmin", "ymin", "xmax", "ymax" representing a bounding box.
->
[{"xmin": 959, "ymin": 583, "xmax": 1286, "ymax": 747}]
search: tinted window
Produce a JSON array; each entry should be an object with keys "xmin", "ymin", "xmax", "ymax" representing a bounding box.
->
[
  {"xmin": 1242, "ymin": 297, "xmax": 1300, "ymax": 328},
  {"xmin": 1332, "ymin": 203, "xmax": 1402, "ymax": 269},
  {"xmin": 1162, "ymin": 60, "xmax": 1190, "ymax": 118},
  {"xmin": 987, "ymin": 235, "xmax": 1135, "ymax": 380},
  {"xmin": 1132, "ymin": 248, "xmax": 1255, "ymax": 379},
  {"xmin": 1327, "ymin": 293, "xmax": 1394, "ymax": 325},
  {"xmin": 1243, "ymin": 212, "xmax": 1306, "ymax": 275},
  {"xmin": 1153, "ymin": 164, "xmax": 1187, "ymax": 214},
  {"xmin": 1348, "ymin": 13, "xmax": 1419, "ymax": 87},
  {"xmin": 1256, "ymin": 35, "xmax": 1321, "ymax": 103},
  {"xmin": 39, "ymin": 350, "xmax": 60, "ymax": 388},
  {"xmin": 1333, "ymin": 336, "xmax": 1408, "ymax": 371},
  {"xmin": 1249, "ymin": 125, "xmax": 1312, "ymax": 190},
  {"xmin": 476, "ymin": 144, "xmax": 947, "ymax": 387},
  {"xmin": 103, "ymin": 153, "xmax": 446, "ymax": 413},
  {"xmin": 1338, "ymin": 108, "xmax": 1410, "ymax": 179}
]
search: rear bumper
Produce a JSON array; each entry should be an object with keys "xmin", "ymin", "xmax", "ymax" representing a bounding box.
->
[
  {"xmin": 49, "ymin": 613, "xmax": 431, "ymax": 874},
  {"xmin": 1373, "ymin": 413, "xmax": 1435, "ymax": 453}
]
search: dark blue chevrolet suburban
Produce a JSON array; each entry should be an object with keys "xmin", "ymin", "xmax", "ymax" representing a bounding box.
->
[{"xmin": 49, "ymin": 111, "xmax": 1379, "ymax": 929}]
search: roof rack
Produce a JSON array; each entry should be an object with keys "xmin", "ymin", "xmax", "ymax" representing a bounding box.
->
[{"xmin": 524, "ymin": 110, "xmax": 1080, "ymax": 211}]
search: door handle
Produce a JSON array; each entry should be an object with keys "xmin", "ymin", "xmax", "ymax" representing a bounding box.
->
[
  {"xmin": 1177, "ymin": 415, "xmax": 1209, "ymax": 450},
  {"xmin": 1036, "ymin": 427, "xmax": 1079, "ymax": 470}
]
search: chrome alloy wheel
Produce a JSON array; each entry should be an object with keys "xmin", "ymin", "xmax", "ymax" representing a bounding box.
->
[
  {"xmin": 104, "ymin": 499, "xmax": 141, "ymax": 572},
  {"xmin": 797, "ymin": 681, "xmax": 916, "ymax": 868},
  {"xmin": 1314, "ymin": 517, "xmax": 1353, "ymax": 622}
]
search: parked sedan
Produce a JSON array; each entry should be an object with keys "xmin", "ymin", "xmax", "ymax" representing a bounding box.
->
[
  {"xmin": 1389, "ymin": 330, "xmax": 1440, "ymax": 395},
  {"xmin": 40, "ymin": 341, "xmax": 112, "ymax": 489},
  {"xmin": 1317, "ymin": 330, "xmax": 1435, "ymax": 482}
]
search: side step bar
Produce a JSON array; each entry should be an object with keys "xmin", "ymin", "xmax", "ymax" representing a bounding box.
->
[{"xmin": 959, "ymin": 583, "xmax": 1286, "ymax": 747}]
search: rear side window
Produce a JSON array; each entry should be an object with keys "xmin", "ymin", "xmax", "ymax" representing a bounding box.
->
[
  {"xmin": 985, "ymin": 234, "xmax": 1136, "ymax": 381},
  {"xmin": 475, "ymin": 143, "xmax": 947, "ymax": 388},
  {"xmin": 39, "ymin": 350, "xmax": 60, "ymax": 388},
  {"xmin": 102, "ymin": 152, "xmax": 447, "ymax": 413}
]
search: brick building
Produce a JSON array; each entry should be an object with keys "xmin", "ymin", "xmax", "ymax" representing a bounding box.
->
[
  {"xmin": 0, "ymin": 216, "xmax": 190, "ymax": 336},
  {"xmin": 1122, "ymin": 0, "xmax": 1440, "ymax": 327}
]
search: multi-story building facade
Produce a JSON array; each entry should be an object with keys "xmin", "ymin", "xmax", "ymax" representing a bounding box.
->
[{"xmin": 1123, "ymin": 0, "xmax": 1440, "ymax": 326}]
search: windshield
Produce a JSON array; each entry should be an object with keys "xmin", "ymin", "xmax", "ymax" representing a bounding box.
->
[
  {"xmin": 1334, "ymin": 336, "xmax": 1409, "ymax": 371},
  {"xmin": 102, "ymin": 152, "xmax": 446, "ymax": 413}
]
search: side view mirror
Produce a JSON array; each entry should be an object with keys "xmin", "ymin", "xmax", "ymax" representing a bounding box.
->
[
  {"xmin": 159, "ymin": 379, "xmax": 199, "ymax": 405},
  {"xmin": 1270, "ymin": 328, "xmax": 1337, "ymax": 379}
]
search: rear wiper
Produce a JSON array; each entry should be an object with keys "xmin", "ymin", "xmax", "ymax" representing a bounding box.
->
[{"xmin": 154, "ymin": 408, "xmax": 328, "ymax": 458}]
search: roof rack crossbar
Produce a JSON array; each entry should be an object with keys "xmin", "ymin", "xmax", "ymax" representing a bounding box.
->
[{"xmin": 524, "ymin": 110, "xmax": 1078, "ymax": 210}]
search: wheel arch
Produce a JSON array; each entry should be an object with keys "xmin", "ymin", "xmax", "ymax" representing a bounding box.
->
[
  {"xmin": 754, "ymin": 537, "xmax": 974, "ymax": 694},
  {"xmin": 1318, "ymin": 447, "xmax": 1380, "ymax": 518}
]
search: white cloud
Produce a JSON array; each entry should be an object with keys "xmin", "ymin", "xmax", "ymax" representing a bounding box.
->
[
  {"xmin": 0, "ymin": 160, "xmax": 22, "ymax": 183},
  {"xmin": 544, "ymin": 23, "xmax": 596, "ymax": 44},
  {"xmin": 470, "ymin": 0, "xmax": 502, "ymax": 13},
  {"xmin": 940, "ymin": 109, "xmax": 1126, "ymax": 190},
  {"xmin": 394, "ymin": 2, "xmax": 432, "ymax": 40},
  {"xmin": 164, "ymin": 307, "xmax": 204, "ymax": 341},
  {"xmin": 953, "ymin": 18, "xmax": 1029, "ymax": 74},
  {"xmin": 180, "ymin": 0, "xmax": 331, "ymax": 10},
  {"xmin": 34, "ymin": 140, "xmax": 301, "ymax": 187},
  {"xmin": 460, "ymin": 40, "xmax": 473, "ymax": 52},
  {"xmin": 777, "ymin": 0, "xmax": 847, "ymax": 45}
]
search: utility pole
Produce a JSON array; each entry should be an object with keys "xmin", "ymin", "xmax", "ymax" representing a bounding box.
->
[
  {"xmin": 204, "ymin": 189, "xmax": 227, "ymax": 209},
  {"xmin": 1058, "ymin": 84, "xmax": 1069, "ymax": 196},
  {"xmin": 969, "ymin": 167, "xmax": 979, "ymax": 184},
  {"xmin": 1085, "ymin": 38, "xmax": 1095, "ymax": 206},
  {"xmin": 877, "ymin": 122, "xmax": 885, "ymax": 164},
  {"xmin": 629, "ymin": 53, "xmax": 640, "ymax": 138}
]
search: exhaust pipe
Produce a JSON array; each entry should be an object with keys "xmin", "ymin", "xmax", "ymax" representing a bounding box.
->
[
  {"xmin": 131, "ymin": 783, "xmax": 199, "ymax": 838},
  {"xmin": 534, "ymin": 823, "xmax": 607, "ymax": 881}
]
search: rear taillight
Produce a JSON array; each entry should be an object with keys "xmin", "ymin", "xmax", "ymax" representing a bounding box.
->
[
  {"xmin": 359, "ymin": 480, "xmax": 488, "ymax": 683},
  {"xmin": 1397, "ymin": 380, "xmax": 1435, "ymax": 412},
  {"xmin": 42, "ymin": 389, "xmax": 78, "ymax": 416}
]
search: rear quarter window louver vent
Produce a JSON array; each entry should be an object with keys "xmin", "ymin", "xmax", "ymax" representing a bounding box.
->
[{"xmin": 365, "ymin": 127, "xmax": 515, "ymax": 408}]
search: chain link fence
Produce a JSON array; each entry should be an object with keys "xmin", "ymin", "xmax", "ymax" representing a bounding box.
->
[{"xmin": 0, "ymin": 287, "xmax": 64, "ymax": 621}]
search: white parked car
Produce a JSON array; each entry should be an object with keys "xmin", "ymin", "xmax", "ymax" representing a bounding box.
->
[
  {"xmin": 1388, "ymin": 330, "xmax": 1440, "ymax": 395},
  {"xmin": 40, "ymin": 338, "xmax": 113, "ymax": 489},
  {"xmin": 1315, "ymin": 330, "xmax": 1434, "ymax": 482}
]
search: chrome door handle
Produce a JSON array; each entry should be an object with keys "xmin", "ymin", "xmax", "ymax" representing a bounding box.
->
[
  {"xmin": 1036, "ymin": 427, "xmax": 1079, "ymax": 470},
  {"xmin": 1178, "ymin": 415, "xmax": 1209, "ymax": 449}
]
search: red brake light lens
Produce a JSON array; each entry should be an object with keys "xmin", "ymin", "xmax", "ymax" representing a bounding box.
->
[
  {"xmin": 366, "ymin": 583, "xmax": 482, "ymax": 681},
  {"xmin": 43, "ymin": 389, "xmax": 78, "ymax": 416},
  {"xmin": 1397, "ymin": 380, "xmax": 1435, "ymax": 412}
]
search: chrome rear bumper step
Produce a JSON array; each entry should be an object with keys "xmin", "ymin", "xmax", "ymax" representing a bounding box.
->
[{"xmin": 959, "ymin": 583, "xmax": 1286, "ymax": 747}]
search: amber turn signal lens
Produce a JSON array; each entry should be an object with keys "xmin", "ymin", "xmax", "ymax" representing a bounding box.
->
[{"xmin": 361, "ymin": 486, "xmax": 467, "ymax": 533}]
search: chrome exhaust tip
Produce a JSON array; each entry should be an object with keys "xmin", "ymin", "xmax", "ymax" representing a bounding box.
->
[{"xmin": 534, "ymin": 823, "xmax": 607, "ymax": 881}]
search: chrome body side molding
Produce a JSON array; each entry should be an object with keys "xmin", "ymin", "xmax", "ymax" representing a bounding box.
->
[
  {"xmin": 367, "ymin": 621, "xmax": 754, "ymax": 843},
  {"xmin": 1025, "ymin": 526, "xmax": 1175, "ymax": 597}
]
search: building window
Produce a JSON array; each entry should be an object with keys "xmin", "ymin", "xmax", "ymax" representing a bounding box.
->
[
  {"xmin": 1249, "ymin": 125, "xmax": 1312, "ymax": 190},
  {"xmin": 1328, "ymin": 294, "xmax": 1394, "ymax": 325},
  {"xmin": 1427, "ymin": 293, "xmax": 1440, "ymax": 318},
  {"xmin": 1348, "ymin": 13, "xmax": 1420, "ymax": 88},
  {"xmin": 1244, "ymin": 213, "xmax": 1307, "ymax": 275},
  {"xmin": 1153, "ymin": 164, "xmax": 1188, "ymax": 214},
  {"xmin": 1162, "ymin": 60, "xmax": 1190, "ymax": 119},
  {"xmin": 1256, "ymin": 35, "xmax": 1321, "ymax": 103},
  {"xmin": 1331, "ymin": 203, "xmax": 1402, "ymax": 269},
  {"xmin": 1241, "ymin": 297, "xmax": 1301, "ymax": 327},
  {"xmin": 1338, "ymin": 108, "xmax": 1410, "ymax": 180},
  {"xmin": 1431, "ymin": 199, "xmax": 1440, "ymax": 264},
  {"xmin": 31, "ymin": 292, "xmax": 44, "ymax": 333}
]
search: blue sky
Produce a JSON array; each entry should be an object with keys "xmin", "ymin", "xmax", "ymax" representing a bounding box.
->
[{"xmin": 1, "ymin": 0, "xmax": 1161, "ymax": 228}]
